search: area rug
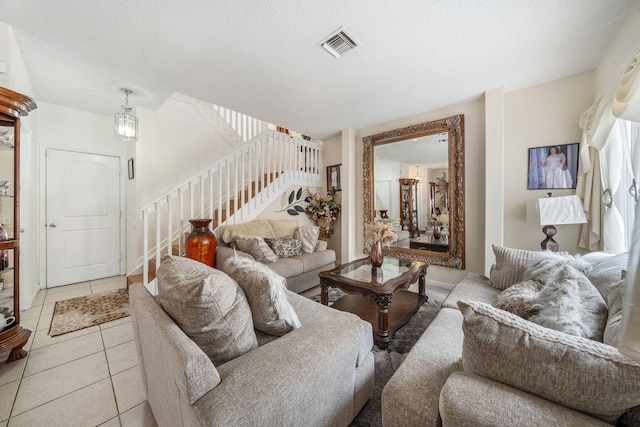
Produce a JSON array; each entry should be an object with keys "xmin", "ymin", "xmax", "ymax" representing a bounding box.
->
[
  {"xmin": 48, "ymin": 288, "xmax": 130, "ymax": 336},
  {"xmin": 309, "ymin": 288, "xmax": 441, "ymax": 426}
]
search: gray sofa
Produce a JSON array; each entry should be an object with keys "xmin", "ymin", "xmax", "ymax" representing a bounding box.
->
[
  {"xmin": 382, "ymin": 250, "xmax": 639, "ymax": 427},
  {"xmin": 215, "ymin": 219, "xmax": 336, "ymax": 293},
  {"xmin": 130, "ymin": 282, "xmax": 374, "ymax": 427}
]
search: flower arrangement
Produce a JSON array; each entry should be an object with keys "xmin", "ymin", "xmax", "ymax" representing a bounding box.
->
[
  {"xmin": 306, "ymin": 188, "xmax": 341, "ymax": 223},
  {"xmin": 363, "ymin": 220, "xmax": 398, "ymax": 252},
  {"xmin": 430, "ymin": 211, "xmax": 449, "ymax": 228}
]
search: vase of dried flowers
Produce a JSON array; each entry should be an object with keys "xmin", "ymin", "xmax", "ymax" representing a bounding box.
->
[{"xmin": 364, "ymin": 220, "xmax": 398, "ymax": 268}]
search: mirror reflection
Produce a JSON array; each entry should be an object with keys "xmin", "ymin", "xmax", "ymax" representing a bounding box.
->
[{"xmin": 363, "ymin": 115, "xmax": 465, "ymax": 269}]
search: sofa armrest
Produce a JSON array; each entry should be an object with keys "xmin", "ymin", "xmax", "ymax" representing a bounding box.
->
[
  {"xmin": 440, "ymin": 371, "xmax": 611, "ymax": 427},
  {"xmin": 215, "ymin": 245, "xmax": 254, "ymax": 271},
  {"xmin": 316, "ymin": 239, "xmax": 328, "ymax": 251}
]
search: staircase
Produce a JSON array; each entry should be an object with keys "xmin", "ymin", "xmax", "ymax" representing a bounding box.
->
[{"xmin": 127, "ymin": 126, "xmax": 323, "ymax": 293}]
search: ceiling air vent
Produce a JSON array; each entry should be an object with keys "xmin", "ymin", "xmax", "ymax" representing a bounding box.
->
[{"xmin": 319, "ymin": 28, "xmax": 357, "ymax": 58}]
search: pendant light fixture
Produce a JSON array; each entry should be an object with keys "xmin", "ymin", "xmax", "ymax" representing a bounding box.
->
[{"xmin": 114, "ymin": 88, "xmax": 138, "ymax": 141}]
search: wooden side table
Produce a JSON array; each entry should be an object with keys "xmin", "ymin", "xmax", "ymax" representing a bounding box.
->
[{"xmin": 319, "ymin": 257, "xmax": 427, "ymax": 349}]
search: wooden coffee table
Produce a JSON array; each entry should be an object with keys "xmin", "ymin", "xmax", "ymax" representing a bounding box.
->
[{"xmin": 319, "ymin": 257, "xmax": 427, "ymax": 349}]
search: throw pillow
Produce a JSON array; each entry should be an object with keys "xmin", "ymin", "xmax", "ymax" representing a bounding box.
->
[
  {"xmin": 493, "ymin": 279, "xmax": 543, "ymax": 320},
  {"xmin": 157, "ymin": 255, "xmax": 258, "ymax": 366},
  {"xmin": 266, "ymin": 237, "xmax": 304, "ymax": 257},
  {"xmin": 585, "ymin": 252, "xmax": 629, "ymax": 299},
  {"xmin": 231, "ymin": 235, "xmax": 278, "ymax": 263},
  {"xmin": 458, "ymin": 300, "xmax": 640, "ymax": 424},
  {"xmin": 223, "ymin": 256, "xmax": 301, "ymax": 336},
  {"xmin": 293, "ymin": 225, "xmax": 320, "ymax": 254},
  {"xmin": 603, "ymin": 279, "xmax": 625, "ymax": 347},
  {"xmin": 528, "ymin": 265, "xmax": 607, "ymax": 341},
  {"xmin": 489, "ymin": 245, "xmax": 591, "ymax": 290}
]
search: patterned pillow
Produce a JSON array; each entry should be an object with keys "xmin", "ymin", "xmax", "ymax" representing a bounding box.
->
[
  {"xmin": 493, "ymin": 279, "xmax": 543, "ymax": 320},
  {"xmin": 293, "ymin": 225, "xmax": 320, "ymax": 254},
  {"xmin": 223, "ymin": 256, "xmax": 301, "ymax": 336},
  {"xmin": 231, "ymin": 236, "xmax": 278, "ymax": 263},
  {"xmin": 266, "ymin": 237, "xmax": 304, "ymax": 257},
  {"xmin": 157, "ymin": 256, "xmax": 258, "ymax": 366},
  {"xmin": 458, "ymin": 300, "xmax": 640, "ymax": 424}
]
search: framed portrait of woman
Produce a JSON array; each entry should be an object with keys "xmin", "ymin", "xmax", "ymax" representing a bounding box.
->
[
  {"xmin": 326, "ymin": 164, "xmax": 341, "ymax": 191},
  {"xmin": 527, "ymin": 143, "xmax": 579, "ymax": 190}
]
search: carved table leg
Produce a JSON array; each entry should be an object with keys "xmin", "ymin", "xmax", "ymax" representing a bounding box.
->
[
  {"xmin": 373, "ymin": 294, "xmax": 393, "ymax": 349},
  {"xmin": 8, "ymin": 345, "xmax": 28, "ymax": 362},
  {"xmin": 418, "ymin": 268, "xmax": 427, "ymax": 298},
  {"xmin": 320, "ymin": 278, "xmax": 330, "ymax": 306}
]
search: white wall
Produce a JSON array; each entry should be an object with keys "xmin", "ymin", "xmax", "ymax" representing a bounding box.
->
[
  {"xmin": 503, "ymin": 72, "xmax": 596, "ymax": 253},
  {"xmin": 321, "ymin": 134, "xmax": 343, "ymax": 261}
]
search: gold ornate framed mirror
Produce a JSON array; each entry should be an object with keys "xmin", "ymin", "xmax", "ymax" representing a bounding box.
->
[{"xmin": 363, "ymin": 114, "xmax": 465, "ymax": 269}]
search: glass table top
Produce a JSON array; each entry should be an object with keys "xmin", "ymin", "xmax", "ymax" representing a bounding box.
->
[{"xmin": 330, "ymin": 257, "xmax": 415, "ymax": 286}]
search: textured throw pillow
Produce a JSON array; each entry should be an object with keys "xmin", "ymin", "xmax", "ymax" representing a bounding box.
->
[
  {"xmin": 266, "ymin": 237, "xmax": 304, "ymax": 257},
  {"xmin": 603, "ymin": 279, "xmax": 625, "ymax": 347},
  {"xmin": 223, "ymin": 256, "xmax": 301, "ymax": 336},
  {"xmin": 458, "ymin": 300, "xmax": 640, "ymax": 424},
  {"xmin": 293, "ymin": 225, "xmax": 320, "ymax": 254},
  {"xmin": 157, "ymin": 255, "xmax": 258, "ymax": 366},
  {"xmin": 232, "ymin": 235, "xmax": 278, "ymax": 263},
  {"xmin": 586, "ymin": 252, "xmax": 629, "ymax": 299},
  {"xmin": 493, "ymin": 279, "xmax": 543, "ymax": 320},
  {"xmin": 528, "ymin": 265, "xmax": 607, "ymax": 341},
  {"xmin": 489, "ymin": 245, "xmax": 591, "ymax": 290}
]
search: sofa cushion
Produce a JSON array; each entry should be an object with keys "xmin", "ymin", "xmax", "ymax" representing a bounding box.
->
[
  {"xmin": 493, "ymin": 279, "xmax": 543, "ymax": 320},
  {"xmin": 604, "ymin": 279, "xmax": 625, "ymax": 347},
  {"xmin": 269, "ymin": 219, "xmax": 300, "ymax": 238},
  {"xmin": 294, "ymin": 250, "xmax": 336, "ymax": 272},
  {"xmin": 527, "ymin": 265, "xmax": 607, "ymax": 341},
  {"xmin": 267, "ymin": 237, "xmax": 304, "ymax": 257},
  {"xmin": 231, "ymin": 236, "xmax": 278, "ymax": 263},
  {"xmin": 458, "ymin": 300, "xmax": 640, "ymax": 424},
  {"xmin": 489, "ymin": 245, "xmax": 591, "ymax": 290},
  {"xmin": 223, "ymin": 256, "xmax": 301, "ymax": 336},
  {"xmin": 268, "ymin": 257, "xmax": 305, "ymax": 279},
  {"xmin": 157, "ymin": 256, "xmax": 258, "ymax": 366},
  {"xmin": 220, "ymin": 219, "xmax": 276, "ymax": 244},
  {"xmin": 294, "ymin": 225, "xmax": 320, "ymax": 254}
]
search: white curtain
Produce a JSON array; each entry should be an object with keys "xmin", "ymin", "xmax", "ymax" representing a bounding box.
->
[
  {"xmin": 599, "ymin": 123, "xmax": 627, "ymax": 254},
  {"xmin": 620, "ymin": 199, "xmax": 640, "ymax": 362}
]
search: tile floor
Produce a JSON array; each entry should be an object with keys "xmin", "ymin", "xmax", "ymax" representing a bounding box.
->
[
  {"xmin": 0, "ymin": 275, "xmax": 454, "ymax": 427},
  {"xmin": 0, "ymin": 276, "xmax": 157, "ymax": 427}
]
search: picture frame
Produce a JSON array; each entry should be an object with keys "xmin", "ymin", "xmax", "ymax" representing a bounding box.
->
[
  {"xmin": 527, "ymin": 143, "xmax": 579, "ymax": 190},
  {"xmin": 128, "ymin": 158, "xmax": 135, "ymax": 180},
  {"xmin": 326, "ymin": 164, "xmax": 341, "ymax": 191}
]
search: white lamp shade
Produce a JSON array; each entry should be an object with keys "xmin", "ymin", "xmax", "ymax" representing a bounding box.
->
[{"xmin": 526, "ymin": 195, "xmax": 587, "ymax": 226}]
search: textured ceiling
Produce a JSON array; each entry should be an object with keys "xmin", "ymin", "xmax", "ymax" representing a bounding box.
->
[{"xmin": 1, "ymin": 0, "xmax": 636, "ymax": 139}]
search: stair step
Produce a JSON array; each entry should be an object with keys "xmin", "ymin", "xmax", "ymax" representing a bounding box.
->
[{"xmin": 126, "ymin": 272, "xmax": 156, "ymax": 290}]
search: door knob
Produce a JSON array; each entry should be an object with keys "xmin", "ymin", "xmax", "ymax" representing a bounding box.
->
[{"xmin": 49, "ymin": 223, "xmax": 57, "ymax": 228}]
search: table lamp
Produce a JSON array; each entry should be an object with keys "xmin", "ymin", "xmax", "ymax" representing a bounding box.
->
[{"xmin": 526, "ymin": 195, "xmax": 587, "ymax": 251}]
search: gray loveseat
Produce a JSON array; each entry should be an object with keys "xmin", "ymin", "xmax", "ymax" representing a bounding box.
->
[
  {"xmin": 382, "ymin": 249, "xmax": 639, "ymax": 427},
  {"xmin": 130, "ymin": 281, "xmax": 374, "ymax": 426},
  {"xmin": 215, "ymin": 219, "xmax": 336, "ymax": 293}
]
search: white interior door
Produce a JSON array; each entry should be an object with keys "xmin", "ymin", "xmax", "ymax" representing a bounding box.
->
[{"xmin": 46, "ymin": 149, "xmax": 121, "ymax": 287}]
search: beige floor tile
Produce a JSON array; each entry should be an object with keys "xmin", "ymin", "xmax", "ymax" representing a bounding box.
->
[
  {"xmin": 36, "ymin": 312, "xmax": 53, "ymax": 331},
  {"xmin": 0, "ymin": 420, "xmax": 6, "ymax": 427},
  {"xmin": 31, "ymin": 291, "xmax": 46, "ymax": 306},
  {"xmin": 106, "ymin": 340, "xmax": 138, "ymax": 375},
  {"xmin": 102, "ymin": 321, "xmax": 134, "ymax": 349},
  {"xmin": 31, "ymin": 325, "xmax": 100, "ymax": 351},
  {"xmin": 120, "ymin": 401, "xmax": 157, "ymax": 427},
  {"xmin": 24, "ymin": 332, "xmax": 104, "ymax": 377},
  {"xmin": 100, "ymin": 316, "xmax": 132, "ymax": 331},
  {"xmin": 18, "ymin": 317, "xmax": 38, "ymax": 332},
  {"xmin": 18, "ymin": 306, "xmax": 42, "ymax": 321},
  {"xmin": 99, "ymin": 416, "xmax": 122, "ymax": 427},
  {"xmin": 43, "ymin": 287, "xmax": 92, "ymax": 305},
  {"xmin": 0, "ymin": 357, "xmax": 26, "ymax": 387},
  {"xmin": 112, "ymin": 366, "xmax": 147, "ymax": 413},
  {"xmin": 8, "ymin": 378, "xmax": 118, "ymax": 427},
  {"xmin": 92, "ymin": 281, "xmax": 126, "ymax": 294},
  {"xmin": 0, "ymin": 380, "xmax": 19, "ymax": 422},
  {"xmin": 12, "ymin": 352, "xmax": 110, "ymax": 416},
  {"xmin": 91, "ymin": 275, "xmax": 126, "ymax": 286},
  {"xmin": 45, "ymin": 282, "xmax": 91, "ymax": 295},
  {"xmin": 41, "ymin": 302, "xmax": 55, "ymax": 316}
]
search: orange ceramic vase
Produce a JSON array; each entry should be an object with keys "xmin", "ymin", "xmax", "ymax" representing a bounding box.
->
[{"xmin": 185, "ymin": 219, "xmax": 216, "ymax": 267}]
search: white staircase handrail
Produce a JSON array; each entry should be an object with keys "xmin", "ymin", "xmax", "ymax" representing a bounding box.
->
[{"xmin": 136, "ymin": 129, "xmax": 323, "ymax": 293}]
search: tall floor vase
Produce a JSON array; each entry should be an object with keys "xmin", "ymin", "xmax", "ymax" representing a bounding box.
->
[{"xmin": 185, "ymin": 219, "xmax": 217, "ymax": 267}]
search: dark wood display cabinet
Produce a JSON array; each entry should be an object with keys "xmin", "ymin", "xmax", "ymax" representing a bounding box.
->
[
  {"xmin": 0, "ymin": 87, "xmax": 36, "ymax": 362},
  {"xmin": 399, "ymin": 178, "xmax": 420, "ymax": 238}
]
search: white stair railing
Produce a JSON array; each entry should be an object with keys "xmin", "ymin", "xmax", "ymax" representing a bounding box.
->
[{"xmin": 137, "ymin": 130, "xmax": 323, "ymax": 293}]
